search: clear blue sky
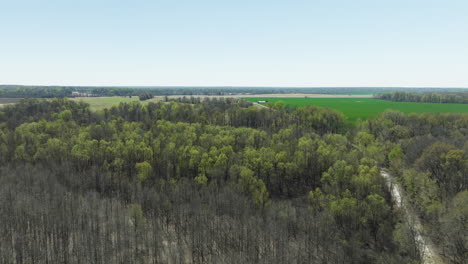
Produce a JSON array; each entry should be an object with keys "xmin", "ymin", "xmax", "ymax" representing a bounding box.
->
[{"xmin": 1, "ymin": 0, "xmax": 467, "ymax": 87}]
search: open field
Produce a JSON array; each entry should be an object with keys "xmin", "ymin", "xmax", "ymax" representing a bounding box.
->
[
  {"xmin": 245, "ymin": 97, "xmax": 468, "ymax": 123},
  {"xmin": 0, "ymin": 98, "xmax": 22, "ymax": 108},
  {"xmin": 238, "ymin": 93, "xmax": 373, "ymax": 98},
  {"xmin": 1, "ymin": 94, "xmax": 373, "ymax": 111},
  {"xmin": 70, "ymin": 96, "xmax": 142, "ymax": 111},
  {"xmin": 71, "ymin": 94, "xmax": 374, "ymax": 111}
]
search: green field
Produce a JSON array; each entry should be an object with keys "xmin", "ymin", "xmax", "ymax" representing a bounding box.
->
[{"xmin": 246, "ymin": 97, "xmax": 468, "ymax": 123}]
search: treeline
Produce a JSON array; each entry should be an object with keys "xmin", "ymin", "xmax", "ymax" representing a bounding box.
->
[
  {"xmin": 0, "ymin": 98, "xmax": 420, "ymax": 263},
  {"xmin": 2, "ymin": 84, "xmax": 468, "ymax": 98},
  {"xmin": 366, "ymin": 111, "xmax": 468, "ymax": 263},
  {"xmin": 0, "ymin": 86, "xmax": 73, "ymax": 98},
  {"xmin": 375, "ymin": 91, "xmax": 468, "ymax": 104},
  {"xmin": 139, "ymin": 93, "xmax": 154, "ymax": 101}
]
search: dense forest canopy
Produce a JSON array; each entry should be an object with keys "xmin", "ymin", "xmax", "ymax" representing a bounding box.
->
[
  {"xmin": 1, "ymin": 85, "xmax": 468, "ymax": 98},
  {"xmin": 375, "ymin": 91, "xmax": 468, "ymax": 104},
  {"xmin": 367, "ymin": 110, "xmax": 468, "ymax": 263},
  {"xmin": 0, "ymin": 97, "xmax": 466, "ymax": 263}
]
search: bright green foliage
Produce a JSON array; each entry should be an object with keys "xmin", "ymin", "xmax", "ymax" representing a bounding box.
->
[
  {"xmin": 356, "ymin": 131, "xmax": 375, "ymax": 146},
  {"xmin": 239, "ymin": 167, "xmax": 271, "ymax": 207},
  {"xmin": 243, "ymin": 147, "xmax": 274, "ymax": 182},
  {"xmin": 135, "ymin": 161, "xmax": 152, "ymax": 183},
  {"xmin": 388, "ymin": 145, "xmax": 404, "ymax": 161},
  {"xmin": 364, "ymin": 194, "xmax": 389, "ymax": 228},
  {"xmin": 330, "ymin": 191, "xmax": 358, "ymax": 232},
  {"xmin": 194, "ymin": 174, "xmax": 208, "ymax": 186},
  {"xmin": 416, "ymin": 142, "xmax": 456, "ymax": 176},
  {"xmin": 58, "ymin": 109, "xmax": 72, "ymax": 122},
  {"xmin": 34, "ymin": 138, "xmax": 68, "ymax": 162},
  {"xmin": 401, "ymin": 169, "xmax": 439, "ymax": 216},
  {"xmin": 321, "ymin": 160, "xmax": 355, "ymax": 196},
  {"xmin": 388, "ymin": 145, "xmax": 404, "ymax": 172},
  {"xmin": 352, "ymin": 165, "xmax": 381, "ymax": 199},
  {"xmin": 308, "ymin": 188, "xmax": 326, "ymax": 212},
  {"xmin": 416, "ymin": 142, "xmax": 467, "ymax": 196}
]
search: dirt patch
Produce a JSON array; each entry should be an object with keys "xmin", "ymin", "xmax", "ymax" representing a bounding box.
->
[
  {"xmin": 382, "ymin": 170, "xmax": 445, "ymax": 264},
  {"xmin": 0, "ymin": 98, "xmax": 22, "ymax": 108}
]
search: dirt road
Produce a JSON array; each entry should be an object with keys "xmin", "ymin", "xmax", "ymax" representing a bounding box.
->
[{"xmin": 381, "ymin": 170, "xmax": 445, "ymax": 264}]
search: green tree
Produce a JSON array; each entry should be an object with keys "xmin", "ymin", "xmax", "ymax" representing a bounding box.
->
[
  {"xmin": 239, "ymin": 167, "xmax": 271, "ymax": 207},
  {"xmin": 441, "ymin": 191, "xmax": 468, "ymax": 263},
  {"xmin": 135, "ymin": 161, "xmax": 152, "ymax": 183}
]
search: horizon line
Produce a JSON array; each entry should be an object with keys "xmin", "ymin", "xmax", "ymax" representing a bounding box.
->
[{"xmin": 2, "ymin": 84, "xmax": 468, "ymax": 89}]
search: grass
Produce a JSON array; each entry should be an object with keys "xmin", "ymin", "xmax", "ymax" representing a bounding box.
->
[{"xmin": 245, "ymin": 97, "xmax": 468, "ymax": 123}]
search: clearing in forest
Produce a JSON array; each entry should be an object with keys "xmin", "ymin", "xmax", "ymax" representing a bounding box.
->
[
  {"xmin": 70, "ymin": 97, "xmax": 142, "ymax": 111},
  {"xmin": 0, "ymin": 98, "xmax": 22, "ymax": 108}
]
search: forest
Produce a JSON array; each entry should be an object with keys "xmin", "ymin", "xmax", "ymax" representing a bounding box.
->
[
  {"xmin": 375, "ymin": 91, "xmax": 468, "ymax": 104},
  {"xmin": 0, "ymin": 97, "xmax": 466, "ymax": 263}
]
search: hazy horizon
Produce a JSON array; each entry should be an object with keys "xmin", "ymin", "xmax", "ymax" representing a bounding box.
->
[{"xmin": 2, "ymin": 85, "xmax": 468, "ymax": 89}]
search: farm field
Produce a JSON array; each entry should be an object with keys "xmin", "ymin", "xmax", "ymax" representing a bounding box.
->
[
  {"xmin": 0, "ymin": 98, "xmax": 22, "ymax": 107},
  {"xmin": 70, "ymin": 96, "xmax": 154, "ymax": 111},
  {"xmin": 239, "ymin": 93, "xmax": 374, "ymax": 98},
  {"xmin": 71, "ymin": 96, "xmax": 231, "ymax": 111},
  {"xmin": 70, "ymin": 94, "xmax": 376, "ymax": 111},
  {"xmin": 245, "ymin": 97, "xmax": 468, "ymax": 123}
]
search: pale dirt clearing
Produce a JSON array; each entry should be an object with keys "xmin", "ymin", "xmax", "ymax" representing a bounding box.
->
[
  {"xmin": 0, "ymin": 103, "xmax": 17, "ymax": 108},
  {"xmin": 0, "ymin": 98, "xmax": 22, "ymax": 108},
  {"xmin": 382, "ymin": 170, "xmax": 445, "ymax": 264}
]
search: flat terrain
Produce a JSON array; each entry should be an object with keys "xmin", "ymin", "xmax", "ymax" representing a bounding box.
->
[
  {"xmin": 70, "ymin": 96, "xmax": 142, "ymax": 111},
  {"xmin": 72, "ymin": 96, "xmax": 232, "ymax": 111},
  {"xmin": 245, "ymin": 97, "xmax": 468, "ymax": 123},
  {"xmin": 238, "ymin": 93, "xmax": 373, "ymax": 98},
  {"xmin": 0, "ymin": 98, "xmax": 22, "ymax": 108},
  {"xmin": 3, "ymin": 95, "xmax": 373, "ymax": 111},
  {"xmin": 70, "ymin": 94, "xmax": 375, "ymax": 111}
]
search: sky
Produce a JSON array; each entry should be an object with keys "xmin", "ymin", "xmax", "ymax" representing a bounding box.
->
[{"xmin": 1, "ymin": 0, "xmax": 468, "ymax": 87}]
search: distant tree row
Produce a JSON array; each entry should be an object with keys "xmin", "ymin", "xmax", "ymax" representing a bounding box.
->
[
  {"xmin": 138, "ymin": 93, "xmax": 154, "ymax": 101},
  {"xmin": 2, "ymin": 84, "xmax": 468, "ymax": 98},
  {"xmin": 375, "ymin": 91, "xmax": 468, "ymax": 104}
]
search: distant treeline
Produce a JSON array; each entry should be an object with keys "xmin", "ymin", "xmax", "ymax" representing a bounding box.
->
[
  {"xmin": 1, "ymin": 85, "xmax": 468, "ymax": 98},
  {"xmin": 375, "ymin": 91, "xmax": 468, "ymax": 104}
]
